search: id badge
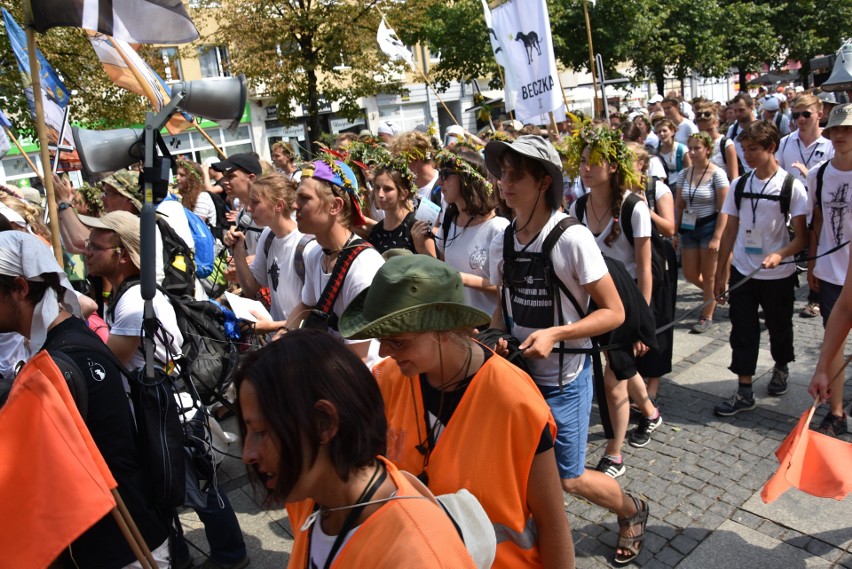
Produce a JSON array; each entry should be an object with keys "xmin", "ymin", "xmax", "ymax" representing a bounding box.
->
[
  {"xmin": 681, "ymin": 210, "xmax": 697, "ymax": 231},
  {"xmin": 744, "ymin": 229, "xmax": 763, "ymax": 255}
]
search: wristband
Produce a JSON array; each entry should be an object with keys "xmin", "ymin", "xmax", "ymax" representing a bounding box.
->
[{"xmin": 57, "ymin": 202, "xmax": 73, "ymax": 212}]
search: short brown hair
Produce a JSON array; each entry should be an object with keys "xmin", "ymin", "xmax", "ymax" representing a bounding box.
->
[
  {"xmin": 271, "ymin": 140, "xmax": 295, "ymax": 159},
  {"xmin": 738, "ymin": 120, "xmax": 780, "ymax": 152},
  {"xmin": 251, "ymin": 173, "xmax": 298, "ymax": 213},
  {"xmin": 390, "ymin": 131, "xmax": 437, "ymax": 163}
]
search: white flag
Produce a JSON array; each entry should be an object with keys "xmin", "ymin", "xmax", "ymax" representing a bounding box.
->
[
  {"xmin": 480, "ymin": 0, "xmax": 518, "ymax": 112},
  {"xmin": 491, "ymin": 0, "xmax": 563, "ymax": 122},
  {"xmin": 377, "ymin": 17, "xmax": 415, "ymax": 70},
  {"xmin": 0, "ymin": 129, "xmax": 9, "ymax": 160}
]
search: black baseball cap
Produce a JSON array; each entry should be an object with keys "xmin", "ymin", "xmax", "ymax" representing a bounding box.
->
[{"xmin": 211, "ymin": 153, "xmax": 262, "ymax": 176}]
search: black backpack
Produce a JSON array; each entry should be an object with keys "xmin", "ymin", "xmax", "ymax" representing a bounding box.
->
[
  {"xmin": 44, "ymin": 324, "xmax": 187, "ymax": 513},
  {"xmin": 206, "ymin": 191, "xmax": 232, "ymax": 242},
  {"xmin": 112, "ymin": 277, "xmax": 240, "ymax": 406},
  {"xmin": 156, "ymin": 216, "xmax": 196, "ymax": 298},
  {"xmin": 575, "ymin": 192, "xmax": 670, "ymax": 288},
  {"xmin": 814, "ymin": 161, "xmax": 831, "ymax": 209},
  {"xmin": 733, "ymin": 171, "xmax": 796, "ymax": 216},
  {"xmin": 500, "ymin": 217, "xmax": 657, "ymax": 389},
  {"xmin": 719, "ymin": 135, "xmax": 746, "ymax": 176}
]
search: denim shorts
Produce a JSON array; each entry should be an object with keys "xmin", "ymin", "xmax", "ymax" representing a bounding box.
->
[
  {"xmin": 819, "ymin": 279, "xmax": 844, "ymax": 327},
  {"xmin": 537, "ymin": 356, "xmax": 593, "ymax": 479},
  {"xmin": 679, "ymin": 217, "xmax": 717, "ymax": 250}
]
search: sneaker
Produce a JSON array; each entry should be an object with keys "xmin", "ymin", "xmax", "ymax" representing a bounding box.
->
[
  {"xmin": 814, "ymin": 413, "xmax": 848, "ymax": 438},
  {"xmin": 690, "ymin": 318, "xmax": 712, "ymax": 334},
  {"xmin": 767, "ymin": 367, "xmax": 788, "ymax": 396},
  {"xmin": 629, "ymin": 413, "xmax": 663, "ymax": 448},
  {"xmin": 595, "ymin": 455, "xmax": 626, "ymax": 478},
  {"xmin": 714, "ymin": 393, "xmax": 756, "ymax": 416},
  {"xmin": 800, "ymin": 302, "xmax": 820, "ymax": 318}
]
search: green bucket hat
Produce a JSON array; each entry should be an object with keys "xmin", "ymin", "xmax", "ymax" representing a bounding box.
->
[
  {"xmin": 100, "ymin": 168, "xmax": 142, "ymax": 212},
  {"xmin": 338, "ymin": 255, "xmax": 490, "ymax": 340}
]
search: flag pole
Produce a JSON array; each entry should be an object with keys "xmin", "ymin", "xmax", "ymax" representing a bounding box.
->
[
  {"xmin": 110, "ymin": 507, "xmax": 155, "ymax": 569},
  {"xmin": 112, "ymin": 489, "xmax": 158, "ymax": 568},
  {"xmin": 194, "ymin": 124, "xmax": 227, "ymax": 159},
  {"xmin": 23, "ymin": 6, "xmax": 63, "ymax": 265},
  {"xmin": 581, "ymin": 0, "xmax": 601, "ymax": 118},
  {"xmin": 4, "ymin": 128, "xmax": 43, "ymax": 184}
]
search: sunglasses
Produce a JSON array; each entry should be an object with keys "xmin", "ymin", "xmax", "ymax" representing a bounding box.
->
[
  {"xmin": 695, "ymin": 111, "xmax": 714, "ymax": 120},
  {"xmin": 792, "ymin": 111, "xmax": 813, "ymax": 120},
  {"xmin": 439, "ymin": 168, "xmax": 458, "ymax": 180}
]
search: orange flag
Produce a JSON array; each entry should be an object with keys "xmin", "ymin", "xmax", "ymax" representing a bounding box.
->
[
  {"xmin": 0, "ymin": 351, "xmax": 117, "ymax": 568},
  {"xmin": 761, "ymin": 406, "xmax": 852, "ymax": 503}
]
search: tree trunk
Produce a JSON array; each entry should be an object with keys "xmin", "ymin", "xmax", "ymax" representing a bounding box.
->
[
  {"xmin": 305, "ymin": 67, "xmax": 322, "ymax": 159},
  {"xmin": 655, "ymin": 68, "xmax": 665, "ymax": 96},
  {"xmin": 738, "ymin": 67, "xmax": 748, "ymax": 93}
]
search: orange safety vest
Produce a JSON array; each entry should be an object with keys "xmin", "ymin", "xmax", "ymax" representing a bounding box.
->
[
  {"xmin": 286, "ymin": 457, "xmax": 475, "ymax": 568},
  {"xmin": 374, "ymin": 355, "xmax": 556, "ymax": 568}
]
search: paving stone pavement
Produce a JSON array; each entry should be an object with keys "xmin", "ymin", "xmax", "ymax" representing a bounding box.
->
[{"xmin": 180, "ymin": 275, "xmax": 852, "ymax": 568}]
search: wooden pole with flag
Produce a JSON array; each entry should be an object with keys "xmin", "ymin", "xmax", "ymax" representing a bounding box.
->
[
  {"xmin": 4, "ymin": 127, "xmax": 43, "ymax": 184},
  {"xmin": 22, "ymin": 3, "xmax": 62, "ymax": 265},
  {"xmin": 194, "ymin": 124, "xmax": 227, "ymax": 159},
  {"xmin": 582, "ymin": 0, "xmax": 601, "ymax": 118}
]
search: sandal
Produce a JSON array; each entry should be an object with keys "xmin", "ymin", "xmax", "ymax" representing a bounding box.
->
[{"xmin": 614, "ymin": 494, "xmax": 649, "ymax": 566}]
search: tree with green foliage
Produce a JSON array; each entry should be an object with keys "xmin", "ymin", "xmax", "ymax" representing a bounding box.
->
[
  {"xmin": 0, "ymin": 1, "xmax": 148, "ymax": 138},
  {"xmin": 197, "ymin": 0, "xmax": 407, "ymax": 152},
  {"xmin": 718, "ymin": 1, "xmax": 781, "ymax": 91}
]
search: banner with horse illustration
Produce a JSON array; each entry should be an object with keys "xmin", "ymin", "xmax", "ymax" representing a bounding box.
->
[{"xmin": 490, "ymin": 0, "xmax": 562, "ymax": 123}]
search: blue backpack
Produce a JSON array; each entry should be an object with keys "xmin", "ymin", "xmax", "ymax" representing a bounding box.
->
[{"xmin": 163, "ymin": 194, "xmax": 215, "ymax": 278}]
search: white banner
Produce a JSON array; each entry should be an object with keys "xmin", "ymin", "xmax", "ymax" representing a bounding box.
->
[
  {"xmin": 491, "ymin": 0, "xmax": 563, "ymax": 122},
  {"xmin": 480, "ymin": 0, "xmax": 517, "ymax": 112},
  {"xmin": 377, "ymin": 17, "xmax": 415, "ymax": 70}
]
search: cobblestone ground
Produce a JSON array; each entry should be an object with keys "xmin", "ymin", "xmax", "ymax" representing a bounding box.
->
[
  {"xmin": 571, "ymin": 276, "xmax": 852, "ymax": 568},
  {"xmin": 182, "ymin": 274, "xmax": 852, "ymax": 568}
]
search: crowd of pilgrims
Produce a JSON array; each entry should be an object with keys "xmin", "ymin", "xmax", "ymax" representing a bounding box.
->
[{"xmin": 1, "ymin": 84, "xmax": 850, "ymax": 569}]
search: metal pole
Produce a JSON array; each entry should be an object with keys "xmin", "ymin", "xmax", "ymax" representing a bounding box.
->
[{"xmin": 582, "ymin": 0, "xmax": 600, "ymax": 118}]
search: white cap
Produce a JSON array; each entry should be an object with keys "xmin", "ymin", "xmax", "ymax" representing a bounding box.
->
[
  {"xmin": 761, "ymin": 96, "xmax": 780, "ymax": 112},
  {"xmin": 377, "ymin": 121, "xmax": 397, "ymax": 136},
  {"xmin": 648, "ymin": 94, "xmax": 664, "ymax": 104}
]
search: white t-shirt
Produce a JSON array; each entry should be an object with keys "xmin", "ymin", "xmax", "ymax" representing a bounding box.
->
[
  {"xmin": 301, "ymin": 242, "xmax": 384, "ymax": 365},
  {"xmin": 722, "ymin": 169, "xmax": 808, "ymax": 280},
  {"xmin": 808, "ymin": 162, "xmax": 852, "ymax": 286},
  {"xmin": 674, "ymin": 119, "xmax": 698, "ymax": 146},
  {"xmin": 489, "ymin": 211, "xmax": 608, "ymax": 387},
  {"xmin": 726, "ymin": 121, "xmax": 755, "ymax": 173},
  {"xmin": 193, "ymin": 191, "xmax": 217, "ymax": 227},
  {"xmin": 659, "ymin": 143, "xmax": 688, "ymax": 187},
  {"xmin": 250, "ymin": 227, "xmax": 318, "ymax": 322},
  {"xmin": 416, "ymin": 171, "xmax": 440, "ymax": 204},
  {"xmin": 711, "ymin": 136, "xmax": 735, "ymax": 178},
  {"xmin": 570, "ymin": 192, "xmax": 652, "ymax": 280},
  {"xmin": 107, "ymin": 282, "xmax": 184, "ymax": 371},
  {"xmin": 776, "ymin": 131, "xmax": 834, "ymax": 186},
  {"xmin": 0, "ymin": 332, "xmax": 29, "ymax": 379},
  {"xmin": 439, "ymin": 214, "xmax": 510, "ymax": 315},
  {"xmin": 676, "ymin": 167, "xmax": 728, "ymax": 219},
  {"xmin": 648, "ymin": 155, "xmax": 667, "ymax": 180}
]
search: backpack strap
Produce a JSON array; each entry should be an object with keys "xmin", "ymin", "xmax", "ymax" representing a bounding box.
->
[
  {"xmin": 620, "ymin": 192, "xmax": 642, "ymax": 248},
  {"xmin": 733, "ymin": 172, "xmax": 752, "ymax": 211},
  {"xmin": 314, "ymin": 239, "xmax": 371, "ymax": 319},
  {"xmin": 574, "ymin": 193, "xmax": 588, "ymax": 224},
  {"xmin": 734, "ymin": 172, "xmax": 794, "ymax": 216},
  {"xmin": 262, "ymin": 230, "xmax": 275, "ymax": 257},
  {"xmin": 441, "ymin": 205, "xmax": 460, "ymax": 251},
  {"xmin": 47, "ymin": 351, "xmax": 89, "ymax": 421},
  {"xmin": 675, "ymin": 144, "xmax": 684, "ymax": 172},
  {"xmin": 294, "ymin": 234, "xmax": 315, "ymax": 283},
  {"xmin": 110, "ymin": 276, "xmax": 142, "ymax": 315},
  {"xmin": 780, "ymin": 173, "xmax": 794, "ymax": 216},
  {"xmin": 720, "ymin": 136, "xmax": 729, "ymax": 165},
  {"xmin": 815, "ymin": 161, "xmax": 830, "ymax": 210},
  {"xmin": 645, "ymin": 176, "xmax": 657, "ymax": 214}
]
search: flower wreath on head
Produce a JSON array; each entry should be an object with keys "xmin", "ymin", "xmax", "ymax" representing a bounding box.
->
[
  {"xmin": 371, "ymin": 154, "xmax": 417, "ymax": 189},
  {"xmin": 77, "ymin": 184, "xmax": 104, "ymax": 215},
  {"xmin": 488, "ymin": 129, "xmax": 514, "ymax": 142},
  {"xmin": 346, "ymin": 140, "xmax": 392, "ymax": 167},
  {"xmin": 176, "ymin": 159, "xmax": 203, "ymax": 186},
  {"xmin": 433, "ymin": 150, "xmax": 493, "ymax": 196},
  {"xmin": 558, "ymin": 119, "xmax": 640, "ymax": 188},
  {"xmin": 451, "ymin": 135, "xmax": 484, "ymax": 153}
]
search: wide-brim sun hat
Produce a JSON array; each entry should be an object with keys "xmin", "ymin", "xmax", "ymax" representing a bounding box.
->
[
  {"xmin": 484, "ymin": 135, "xmax": 563, "ymax": 210},
  {"xmin": 338, "ymin": 255, "xmax": 490, "ymax": 340},
  {"xmin": 823, "ymin": 103, "xmax": 852, "ymax": 136}
]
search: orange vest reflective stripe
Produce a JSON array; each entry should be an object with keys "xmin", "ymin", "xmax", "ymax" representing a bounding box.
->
[
  {"xmin": 375, "ymin": 355, "xmax": 556, "ymax": 569},
  {"xmin": 286, "ymin": 457, "xmax": 475, "ymax": 568}
]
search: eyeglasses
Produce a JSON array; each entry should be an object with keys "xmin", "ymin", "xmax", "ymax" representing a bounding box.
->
[
  {"xmin": 380, "ymin": 336, "xmax": 416, "ymax": 352},
  {"xmin": 84, "ymin": 240, "xmax": 121, "ymax": 253},
  {"xmin": 792, "ymin": 111, "xmax": 813, "ymax": 120},
  {"xmin": 695, "ymin": 111, "xmax": 714, "ymax": 120},
  {"xmin": 438, "ymin": 168, "xmax": 458, "ymax": 181}
]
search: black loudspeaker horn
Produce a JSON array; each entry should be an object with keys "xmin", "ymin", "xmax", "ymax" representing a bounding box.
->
[
  {"xmin": 72, "ymin": 126, "xmax": 143, "ymax": 176},
  {"xmin": 822, "ymin": 43, "xmax": 852, "ymax": 93},
  {"xmin": 171, "ymin": 74, "xmax": 247, "ymax": 123}
]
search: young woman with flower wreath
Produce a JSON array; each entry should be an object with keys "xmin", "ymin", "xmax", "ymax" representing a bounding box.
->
[
  {"xmin": 566, "ymin": 124, "xmax": 662, "ymax": 476},
  {"xmin": 366, "ymin": 156, "xmax": 436, "ymax": 257},
  {"xmin": 176, "ymin": 158, "xmax": 217, "ymax": 226},
  {"xmin": 428, "ymin": 146, "xmax": 509, "ymax": 316}
]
